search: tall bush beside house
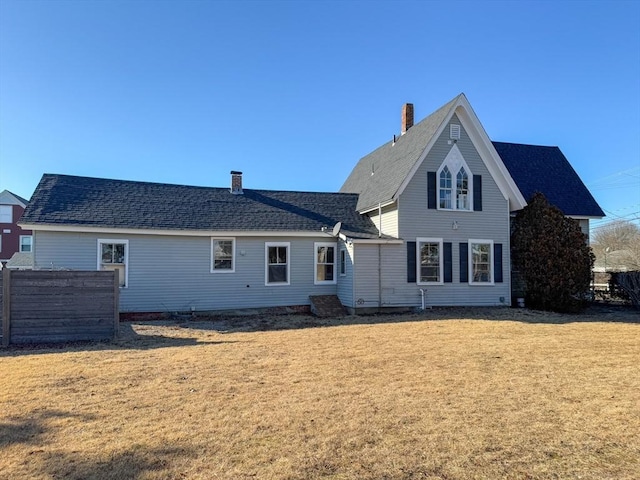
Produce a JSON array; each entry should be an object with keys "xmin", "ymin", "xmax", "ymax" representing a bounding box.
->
[{"xmin": 511, "ymin": 192, "xmax": 594, "ymax": 312}]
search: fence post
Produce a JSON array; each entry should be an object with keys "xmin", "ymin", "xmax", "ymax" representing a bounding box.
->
[{"xmin": 2, "ymin": 268, "xmax": 11, "ymax": 347}]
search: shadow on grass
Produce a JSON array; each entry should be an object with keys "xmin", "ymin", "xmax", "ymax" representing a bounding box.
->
[
  {"xmin": 30, "ymin": 445, "xmax": 197, "ymax": 480},
  {"xmin": 0, "ymin": 323, "xmax": 241, "ymax": 357},
  {"xmin": 0, "ymin": 409, "xmax": 98, "ymax": 448}
]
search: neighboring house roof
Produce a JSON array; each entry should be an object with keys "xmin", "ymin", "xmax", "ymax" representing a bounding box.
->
[
  {"xmin": 20, "ymin": 174, "xmax": 382, "ymax": 239},
  {"xmin": 340, "ymin": 94, "xmax": 526, "ymax": 213},
  {"xmin": 5, "ymin": 252, "xmax": 34, "ymax": 269},
  {"xmin": 492, "ymin": 142, "xmax": 605, "ymax": 218},
  {"xmin": 0, "ymin": 189, "xmax": 29, "ymax": 207}
]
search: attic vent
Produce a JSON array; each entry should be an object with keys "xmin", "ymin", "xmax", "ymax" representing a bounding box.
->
[{"xmin": 450, "ymin": 124, "xmax": 461, "ymax": 140}]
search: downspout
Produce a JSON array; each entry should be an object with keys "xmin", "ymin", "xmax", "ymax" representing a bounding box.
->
[
  {"xmin": 378, "ymin": 202, "xmax": 382, "ymax": 310},
  {"xmin": 378, "ymin": 243, "xmax": 382, "ymax": 310}
]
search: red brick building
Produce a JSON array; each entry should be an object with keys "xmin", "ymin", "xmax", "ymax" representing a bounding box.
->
[{"xmin": 0, "ymin": 190, "xmax": 32, "ymax": 266}]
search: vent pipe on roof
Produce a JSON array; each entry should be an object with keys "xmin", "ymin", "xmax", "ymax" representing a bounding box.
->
[
  {"xmin": 401, "ymin": 103, "xmax": 414, "ymax": 135},
  {"xmin": 230, "ymin": 171, "xmax": 243, "ymax": 194}
]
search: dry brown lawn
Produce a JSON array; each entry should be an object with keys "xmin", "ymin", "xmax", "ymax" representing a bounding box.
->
[{"xmin": 1, "ymin": 306, "xmax": 639, "ymax": 480}]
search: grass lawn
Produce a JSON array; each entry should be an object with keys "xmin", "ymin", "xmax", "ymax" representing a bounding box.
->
[{"xmin": 1, "ymin": 306, "xmax": 639, "ymax": 479}]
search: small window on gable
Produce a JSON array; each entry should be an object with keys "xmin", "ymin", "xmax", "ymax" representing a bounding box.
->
[
  {"xmin": 98, "ymin": 239, "xmax": 128, "ymax": 287},
  {"xmin": 211, "ymin": 238, "xmax": 235, "ymax": 273},
  {"xmin": 450, "ymin": 124, "xmax": 461, "ymax": 140},
  {"xmin": 436, "ymin": 144, "xmax": 472, "ymax": 211}
]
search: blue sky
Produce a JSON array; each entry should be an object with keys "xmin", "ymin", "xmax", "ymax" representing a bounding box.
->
[{"xmin": 1, "ymin": 0, "xmax": 638, "ymax": 233}]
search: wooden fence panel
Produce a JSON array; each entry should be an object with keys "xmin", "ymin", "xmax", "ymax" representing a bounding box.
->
[{"xmin": 1, "ymin": 269, "xmax": 119, "ymax": 346}]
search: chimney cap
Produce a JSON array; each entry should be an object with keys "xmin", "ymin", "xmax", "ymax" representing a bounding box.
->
[{"xmin": 230, "ymin": 170, "xmax": 242, "ymax": 175}]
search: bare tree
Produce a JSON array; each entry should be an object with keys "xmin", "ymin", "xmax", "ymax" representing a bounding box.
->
[{"xmin": 591, "ymin": 220, "xmax": 640, "ymax": 271}]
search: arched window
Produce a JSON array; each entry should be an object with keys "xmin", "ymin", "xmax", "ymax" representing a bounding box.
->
[
  {"xmin": 436, "ymin": 144, "xmax": 472, "ymax": 211},
  {"xmin": 456, "ymin": 167, "xmax": 469, "ymax": 210},
  {"xmin": 439, "ymin": 166, "xmax": 452, "ymax": 209}
]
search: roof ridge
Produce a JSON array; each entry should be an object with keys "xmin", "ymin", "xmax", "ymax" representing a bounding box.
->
[{"xmin": 42, "ymin": 173, "xmax": 358, "ymax": 197}]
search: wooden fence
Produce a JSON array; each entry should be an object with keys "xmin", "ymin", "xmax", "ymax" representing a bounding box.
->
[{"xmin": 1, "ymin": 269, "xmax": 119, "ymax": 346}]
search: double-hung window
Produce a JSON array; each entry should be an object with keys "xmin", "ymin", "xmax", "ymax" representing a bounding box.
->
[
  {"xmin": 98, "ymin": 239, "xmax": 128, "ymax": 287},
  {"xmin": 314, "ymin": 242, "xmax": 336, "ymax": 285},
  {"xmin": 469, "ymin": 240, "xmax": 493, "ymax": 284},
  {"xmin": 266, "ymin": 242, "xmax": 290, "ymax": 285},
  {"xmin": 19, "ymin": 235, "xmax": 33, "ymax": 252},
  {"xmin": 211, "ymin": 238, "xmax": 235, "ymax": 273},
  {"xmin": 417, "ymin": 238, "xmax": 443, "ymax": 284},
  {"xmin": 339, "ymin": 249, "xmax": 347, "ymax": 276}
]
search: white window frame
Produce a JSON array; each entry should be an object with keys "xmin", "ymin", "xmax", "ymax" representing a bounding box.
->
[
  {"xmin": 97, "ymin": 239, "xmax": 129, "ymax": 288},
  {"xmin": 265, "ymin": 242, "xmax": 290, "ymax": 286},
  {"xmin": 339, "ymin": 248, "xmax": 347, "ymax": 277},
  {"xmin": 314, "ymin": 242, "xmax": 337, "ymax": 285},
  {"xmin": 0, "ymin": 205, "xmax": 12, "ymax": 223},
  {"xmin": 417, "ymin": 237, "xmax": 444, "ymax": 285},
  {"xmin": 210, "ymin": 237, "xmax": 235, "ymax": 273},
  {"xmin": 19, "ymin": 235, "xmax": 33, "ymax": 253},
  {"xmin": 469, "ymin": 239, "xmax": 494, "ymax": 285},
  {"xmin": 437, "ymin": 144, "xmax": 473, "ymax": 211}
]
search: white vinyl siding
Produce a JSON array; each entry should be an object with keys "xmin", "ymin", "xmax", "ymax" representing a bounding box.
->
[
  {"xmin": 35, "ymin": 232, "xmax": 339, "ymax": 312},
  {"xmin": 388, "ymin": 113, "xmax": 511, "ymax": 306}
]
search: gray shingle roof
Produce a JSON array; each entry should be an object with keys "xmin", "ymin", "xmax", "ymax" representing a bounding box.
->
[
  {"xmin": 21, "ymin": 174, "xmax": 381, "ymax": 238},
  {"xmin": 492, "ymin": 142, "xmax": 604, "ymax": 217},
  {"xmin": 340, "ymin": 95, "xmax": 461, "ymax": 211}
]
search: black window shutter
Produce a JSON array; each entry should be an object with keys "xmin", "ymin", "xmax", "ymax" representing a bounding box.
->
[
  {"xmin": 427, "ymin": 172, "xmax": 437, "ymax": 209},
  {"xmin": 459, "ymin": 242, "xmax": 468, "ymax": 283},
  {"xmin": 407, "ymin": 241, "xmax": 416, "ymax": 283},
  {"xmin": 494, "ymin": 243, "xmax": 503, "ymax": 283},
  {"xmin": 443, "ymin": 242, "xmax": 452, "ymax": 283},
  {"xmin": 473, "ymin": 175, "xmax": 482, "ymax": 211}
]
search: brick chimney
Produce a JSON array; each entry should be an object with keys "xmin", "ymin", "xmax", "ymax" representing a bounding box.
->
[
  {"xmin": 401, "ymin": 103, "xmax": 414, "ymax": 135},
  {"xmin": 230, "ymin": 171, "xmax": 243, "ymax": 194}
]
